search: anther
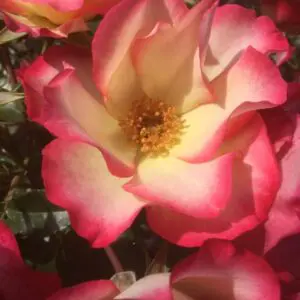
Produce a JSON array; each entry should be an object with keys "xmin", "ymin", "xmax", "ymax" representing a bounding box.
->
[{"xmin": 119, "ymin": 98, "xmax": 185, "ymax": 156}]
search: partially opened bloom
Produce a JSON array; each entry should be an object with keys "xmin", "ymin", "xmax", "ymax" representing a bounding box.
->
[
  {"xmin": 0, "ymin": 220, "xmax": 60, "ymax": 299},
  {"xmin": 261, "ymin": 0, "xmax": 300, "ymax": 33},
  {"xmin": 20, "ymin": 0, "xmax": 290, "ymax": 247},
  {"xmin": 1, "ymin": 0, "xmax": 121, "ymax": 37},
  {"xmin": 47, "ymin": 241, "xmax": 280, "ymax": 300}
]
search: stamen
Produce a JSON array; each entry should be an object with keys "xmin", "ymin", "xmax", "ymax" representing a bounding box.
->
[{"xmin": 119, "ymin": 98, "xmax": 185, "ymax": 156}]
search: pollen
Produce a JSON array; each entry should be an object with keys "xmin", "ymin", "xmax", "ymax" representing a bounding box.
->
[{"xmin": 119, "ymin": 98, "xmax": 185, "ymax": 156}]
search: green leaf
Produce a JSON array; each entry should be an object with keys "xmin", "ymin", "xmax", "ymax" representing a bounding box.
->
[
  {"xmin": 0, "ymin": 155, "xmax": 17, "ymax": 168},
  {"xmin": 87, "ymin": 15, "xmax": 102, "ymax": 34},
  {"xmin": 5, "ymin": 189, "xmax": 70, "ymax": 234},
  {"xmin": 0, "ymin": 93, "xmax": 25, "ymax": 122},
  {"xmin": 0, "ymin": 27, "xmax": 26, "ymax": 45},
  {"xmin": 0, "ymin": 92, "xmax": 24, "ymax": 105}
]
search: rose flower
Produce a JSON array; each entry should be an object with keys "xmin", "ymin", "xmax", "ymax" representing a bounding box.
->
[
  {"xmin": 0, "ymin": 0, "xmax": 121, "ymax": 37},
  {"xmin": 19, "ymin": 0, "xmax": 290, "ymax": 247}
]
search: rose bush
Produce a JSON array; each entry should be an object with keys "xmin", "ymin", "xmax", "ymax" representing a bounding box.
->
[
  {"xmin": 19, "ymin": 0, "xmax": 291, "ymax": 248},
  {"xmin": 0, "ymin": 220, "xmax": 60, "ymax": 299},
  {"xmin": 47, "ymin": 241, "xmax": 280, "ymax": 300},
  {"xmin": 1, "ymin": 0, "xmax": 121, "ymax": 37}
]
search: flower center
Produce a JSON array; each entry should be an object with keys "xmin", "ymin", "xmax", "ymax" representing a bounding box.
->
[{"xmin": 119, "ymin": 98, "xmax": 185, "ymax": 156}]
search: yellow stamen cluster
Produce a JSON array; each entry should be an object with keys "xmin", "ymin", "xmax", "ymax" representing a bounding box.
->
[{"xmin": 119, "ymin": 98, "xmax": 185, "ymax": 156}]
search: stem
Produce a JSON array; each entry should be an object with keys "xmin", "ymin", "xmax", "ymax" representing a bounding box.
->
[
  {"xmin": 104, "ymin": 246, "xmax": 124, "ymax": 273},
  {"xmin": 1, "ymin": 174, "xmax": 21, "ymax": 218}
]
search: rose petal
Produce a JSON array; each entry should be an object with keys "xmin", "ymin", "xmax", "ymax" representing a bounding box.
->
[
  {"xmin": 92, "ymin": 0, "xmax": 188, "ymax": 117},
  {"xmin": 42, "ymin": 139, "xmax": 145, "ymax": 247},
  {"xmin": 43, "ymin": 68, "xmax": 137, "ymax": 176},
  {"xmin": 204, "ymin": 4, "xmax": 290, "ymax": 80},
  {"xmin": 47, "ymin": 280, "xmax": 119, "ymax": 300},
  {"xmin": 146, "ymin": 114, "xmax": 280, "ymax": 247},
  {"xmin": 115, "ymin": 274, "xmax": 172, "ymax": 300},
  {"xmin": 20, "ymin": 0, "xmax": 84, "ymax": 11},
  {"xmin": 171, "ymin": 47, "xmax": 287, "ymax": 163},
  {"xmin": 262, "ymin": 113, "xmax": 300, "ymax": 252},
  {"xmin": 170, "ymin": 103, "xmax": 228, "ymax": 162},
  {"xmin": 132, "ymin": 0, "xmax": 218, "ymax": 114},
  {"xmin": 19, "ymin": 45, "xmax": 135, "ymax": 177},
  {"xmin": 212, "ymin": 46, "xmax": 287, "ymax": 114},
  {"xmin": 3, "ymin": 13, "xmax": 88, "ymax": 38},
  {"xmin": 18, "ymin": 45, "xmax": 97, "ymax": 122},
  {"xmin": 0, "ymin": 221, "xmax": 60, "ymax": 300},
  {"xmin": 0, "ymin": 221, "xmax": 21, "ymax": 259},
  {"xmin": 171, "ymin": 240, "xmax": 280, "ymax": 300},
  {"xmin": 124, "ymin": 152, "xmax": 234, "ymax": 219}
]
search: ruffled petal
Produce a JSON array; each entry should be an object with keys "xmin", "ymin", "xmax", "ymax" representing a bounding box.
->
[
  {"xmin": 20, "ymin": 0, "xmax": 84, "ymax": 11},
  {"xmin": 19, "ymin": 45, "xmax": 135, "ymax": 177},
  {"xmin": 92, "ymin": 0, "xmax": 188, "ymax": 117},
  {"xmin": 204, "ymin": 4, "xmax": 291, "ymax": 80},
  {"xmin": 78, "ymin": 0, "xmax": 123, "ymax": 15},
  {"xmin": 146, "ymin": 114, "xmax": 280, "ymax": 247},
  {"xmin": 170, "ymin": 103, "xmax": 228, "ymax": 162},
  {"xmin": 42, "ymin": 139, "xmax": 145, "ymax": 247},
  {"xmin": 115, "ymin": 274, "xmax": 172, "ymax": 300},
  {"xmin": 132, "ymin": 0, "xmax": 218, "ymax": 114},
  {"xmin": 124, "ymin": 152, "xmax": 234, "ymax": 219},
  {"xmin": 3, "ymin": 13, "xmax": 88, "ymax": 38},
  {"xmin": 212, "ymin": 46, "xmax": 287, "ymax": 114},
  {"xmin": 2, "ymin": 0, "xmax": 122, "ymax": 37},
  {"xmin": 47, "ymin": 280, "xmax": 119, "ymax": 300},
  {"xmin": 2, "ymin": 1, "xmax": 79, "ymax": 23},
  {"xmin": 171, "ymin": 240, "xmax": 280, "ymax": 300},
  {"xmin": 261, "ymin": 111, "xmax": 300, "ymax": 252},
  {"xmin": 18, "ymin": 45, "xmax": 97, "ymax": 122},
  {"xmin": 44, "ymin": 69, "xmax": 136, "ymax": 176},
  {"xmin": 171, "ymin": 47, "xmax": 287, "ymax": 163}
]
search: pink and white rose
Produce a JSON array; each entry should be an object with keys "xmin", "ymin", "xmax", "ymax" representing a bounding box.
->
[
  {"xmin": 0, "ymin": 0, "xmax": 121, "ymax": 37},
  {"xmin": 20, "ymin": 0, "xmax": 290, "ymax": 247}
]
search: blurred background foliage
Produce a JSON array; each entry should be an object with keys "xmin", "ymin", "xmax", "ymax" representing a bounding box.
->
[{"xmin": 0, "ymin": 0, "xmax": 299, "ymax": 287}]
